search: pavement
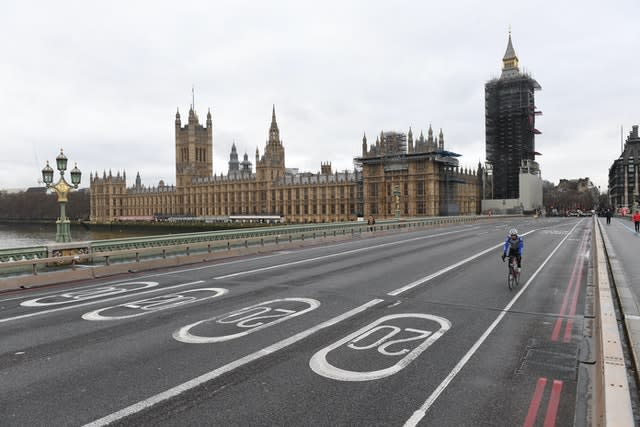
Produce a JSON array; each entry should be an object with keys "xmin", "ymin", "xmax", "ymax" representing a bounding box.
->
[{"xmin": 596, "ymin": 215, "xmax": 640, "ymax": 386}]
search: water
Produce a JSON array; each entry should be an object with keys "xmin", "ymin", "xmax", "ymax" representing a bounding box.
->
[{"xmin": 0, "ymin": 223, "xmax": 167, "ymax": 249}]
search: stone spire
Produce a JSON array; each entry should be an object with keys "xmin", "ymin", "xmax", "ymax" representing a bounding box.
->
[
  {"xmin": 268, "ymin": 104, "xmax": 280, "ymax": 145},
  {"xmin": 501, "ymin": 30, "xmax": 520, "ymax": 78},
  {"xmin": 426, "ymin": 125, "xmax": 436, "ymax": 151},
  {"xmin": 362, "ymin": 132, "xmax": 368, "ymax": 156}
]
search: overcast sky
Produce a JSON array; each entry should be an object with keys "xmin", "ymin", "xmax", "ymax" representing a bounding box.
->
[{"xmin": 2, "ymin": 0, "xmax": 638, "ymax": 192}]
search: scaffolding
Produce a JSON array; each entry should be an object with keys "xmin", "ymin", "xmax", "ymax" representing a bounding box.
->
[
  {"xmin": 354, "ymin": 128, "xmax": 468, "ymax": 217},
  {"xmin": 485, "ymin": 73, "xmax": 541, "ymax": 200}
]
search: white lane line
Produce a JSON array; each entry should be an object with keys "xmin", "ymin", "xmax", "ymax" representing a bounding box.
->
[
  {"xmin": 0, "ymin": 281, "xmax": 205, "ymax": 324},
  {"xmin": 403, "ymin": 221, "xmax": 580, "ymax": 427},
  {"xmin": 0, "ymin": 239, "xmax": 363, "ymax": 303},
  {"xmin": 83, "ymin": 298, "xmax": 385, "ymax": 427},
  {"xmin": 0, "ymin": 226, "xmax": 478, "ymax": 304},
  {"xmin": 213, "ymin": 228, "xmax": 476, "ymax": 280},
  {"xmin": 388, "ymin": 230, "xmax": 536, "ymax": 296}
]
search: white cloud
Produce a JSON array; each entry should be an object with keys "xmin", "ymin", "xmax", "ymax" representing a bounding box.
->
[{"xmin": 2, "ymin": 0, "xmax": 639, "ymax": 192}]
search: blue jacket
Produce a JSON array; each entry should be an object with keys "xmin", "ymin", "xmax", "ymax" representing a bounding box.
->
[{"xmin": 503, "ymin": 236, "xmax": 524, "ymax": 255}]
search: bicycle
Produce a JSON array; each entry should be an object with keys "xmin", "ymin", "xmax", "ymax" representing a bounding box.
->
[{"xmin": 505, "ymin": 255, "xmax": 520, "ymax": 290}]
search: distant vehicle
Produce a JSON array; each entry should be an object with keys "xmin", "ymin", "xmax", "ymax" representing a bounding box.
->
[{"xmin": 568, "ymin": 209, "xmax": 592, "ymax": 217}]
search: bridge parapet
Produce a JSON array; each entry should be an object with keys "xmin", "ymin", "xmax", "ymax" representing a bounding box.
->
[{"xmin": 0, "ymin": 215, "xmax": 510, "ymax": 291}]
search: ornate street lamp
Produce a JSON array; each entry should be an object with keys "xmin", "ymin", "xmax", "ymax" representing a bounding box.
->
[{"xmin": 41, "ymin": 149, "xmax": 81, "ymax": 242}]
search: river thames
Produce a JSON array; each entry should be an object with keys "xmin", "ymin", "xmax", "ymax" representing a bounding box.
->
[{"xmin": 0, "ymin": 223, "xmax": 167, "ymax": 249}]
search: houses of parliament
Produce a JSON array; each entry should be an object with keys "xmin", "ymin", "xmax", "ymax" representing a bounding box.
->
[{"xmin": 89, "ymin": 105, "xmax": 483, "ymax": 223}]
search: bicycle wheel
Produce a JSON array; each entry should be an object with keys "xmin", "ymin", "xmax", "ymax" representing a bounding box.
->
[{"xmin": 507, "ymin": 270, "xmax": 514, "ymax": 290}]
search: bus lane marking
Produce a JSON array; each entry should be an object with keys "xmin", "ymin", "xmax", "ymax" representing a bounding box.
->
[
  {"xmin": 309, "ymin": 313, "xmax": 450, "ymax": 381},
  {"xmin": 85, "ymin": 298, "xmax": 384, "ymax": 427},
  {"xmin": 21, "ymin": 282, "xmax": 160, "ymax": 307},
  {"xmin": 82, "ymin": 288, "xmax": 228, "ymax": 321},
  {"xmin": 173, "ymin": 298, "xmax": 320, "ymax": 343}
]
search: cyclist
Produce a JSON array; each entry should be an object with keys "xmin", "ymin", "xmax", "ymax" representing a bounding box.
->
[{"xmin": 502, "ymin": 228, "xmax": 523, "ymax": 272}]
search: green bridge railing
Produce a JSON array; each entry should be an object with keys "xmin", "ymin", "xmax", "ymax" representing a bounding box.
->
[{"xmin": 0, "ymin": 215, "xmax": 502, "ymax": 279}]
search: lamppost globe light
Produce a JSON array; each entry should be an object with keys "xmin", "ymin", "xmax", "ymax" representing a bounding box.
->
[
  {"xmin": 42, "ymin": 161, "xmax": 54, "ymax": 185},
  {"xmin": 70, "ymin": 163, "xmax": 82, "ymax": 187},
  {"xmin": 56, "ymin": 148, "xmax": 68, "ymax": 172}
]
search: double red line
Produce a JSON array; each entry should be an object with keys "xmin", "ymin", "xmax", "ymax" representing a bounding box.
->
[
  {"xmin": 523, "ymin": 229, "xmax": 588, "ymax": 425},
  {"xmin": 523, "ymin": 377, "xmax": 564, "ymax": 427},
  {"xmin": 551, "ymin": 229, "xmax": 590, "ymax": 342}
]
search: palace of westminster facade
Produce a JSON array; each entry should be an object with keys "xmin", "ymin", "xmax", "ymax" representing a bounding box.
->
[{"xmin": 90, "ymin": 105, "xmax": 483, "ymax": 223}]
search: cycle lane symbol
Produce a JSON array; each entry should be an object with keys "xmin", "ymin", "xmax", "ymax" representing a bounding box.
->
[
  {"xmin": 309, "ymin": 313, "xmax": 451, "ymax": 381},
  {"xmin": 173, "ymin": 297, "xmax": 320, "ymax": 343},
  {"xmin": 82, "ymin": 288, "xmax": 228, "ymax": 321},
  {"xmin": 20, "ymin": 282, "xmax": 159, "ymax": 307}
]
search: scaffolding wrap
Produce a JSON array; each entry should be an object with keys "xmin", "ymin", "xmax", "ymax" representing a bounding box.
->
[{"xmin": 485, "ymin": 35, "xmax": 542, "ymax": 200}]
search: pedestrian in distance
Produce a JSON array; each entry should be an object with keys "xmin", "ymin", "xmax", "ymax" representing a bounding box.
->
[
  {"xmin": 605, "ymin": 208, "xmax": 612, "ymax": 225},
  {"xmin": 633, "ymin": 210, "xmax": 640, "ymax": 232},
  {"xmin": 367, "ymin": 215, "xmax": 375, "ymax": 232}
]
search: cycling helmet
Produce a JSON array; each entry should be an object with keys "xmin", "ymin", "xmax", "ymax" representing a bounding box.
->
[{"xmin": 509, "ymin": 228, "xmax": 518, "ymax": 236}]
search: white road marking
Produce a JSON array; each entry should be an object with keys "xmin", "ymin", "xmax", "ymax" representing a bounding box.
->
[
  {"xmin": 173, "ymin": 298, "xmax": 321, "ymax": 343},
  {"xmin": 310, "ymin": 313, "xmax": 450, "ymax": 381},
  {"xmin": 403, "ymin": 221, "xmax": 580, "ymax": 426},
  {"xmin": 0, "ymin": 281, "xmax": 205, "ymax": 324},
  {"xmin": 388, "ymin": 230, "xmax": 535, "ymax": 296},
  {"xmin": 83, "ymin": 298, "xmax": 385, "ymax": 427},
  {"xmin": 0, "ymin": 240, "xmax": 351, "ymax": 304},
  {"xmin": 213, "ymin": 228, "xmax": 475, "ymax": 280},
  {"xmin": 21, "ymin": 282, "xmax": 159, "ymax": 307},
  {"xmin": 82, "ymin": 288, "xmax": 228, "ymax": 321},
  {"xmin": 0, "ymin": 225, "xmax": 477, "ymax": 305}
]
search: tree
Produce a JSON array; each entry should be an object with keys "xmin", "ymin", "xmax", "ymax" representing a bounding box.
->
[
  {"xmin": 0, "ymin": 189, "xmax": 89, "ymax": 220},
  {"xmin": 542, "ymin": 178, "xmax": 599, "ymax": 215}
]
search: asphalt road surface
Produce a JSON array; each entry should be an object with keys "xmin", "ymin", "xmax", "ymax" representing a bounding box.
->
[{"xmin": 0, "ymin": 217, "xmax": 595, "ymax": 426}]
